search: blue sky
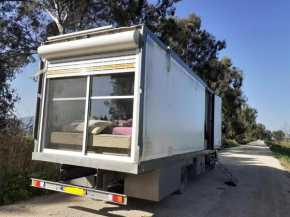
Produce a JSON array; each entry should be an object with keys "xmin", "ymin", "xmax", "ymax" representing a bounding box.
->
[
  {"xmin": 11, "ymin": 0, "xmax": 290, "ymax": 131},
  {"xmin": 171, "ymin": 0, "xmax": 290, "ymax": 132}
]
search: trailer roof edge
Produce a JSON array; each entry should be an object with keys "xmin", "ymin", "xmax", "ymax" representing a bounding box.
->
[
  {"xmin": 47, "ymin": 25, "xmax": 114, "ymax": 40},
  {"xmin": 45, "ymin": 25, "xmax": 144, "ymax": 44}
]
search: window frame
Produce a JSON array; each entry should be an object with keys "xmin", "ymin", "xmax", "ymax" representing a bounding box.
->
[
  {"xmin": 39, "ymin": 72, "xmax": 137, "ymax": 162},
  {"xmin": 40, "ymin": 76, "xmax": 88, "ymax": 153}
]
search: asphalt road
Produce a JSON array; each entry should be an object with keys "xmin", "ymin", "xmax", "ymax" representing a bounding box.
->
[{"xmin": 1, "ymin": 140, "xmax": 290, "ymax": 217}]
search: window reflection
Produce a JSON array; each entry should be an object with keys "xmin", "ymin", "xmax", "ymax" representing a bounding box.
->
[
  {"xmin": 49, "ymin": 77, "xmax": 86, "ymax": 98},
  {"xmin": 91, "ymin": 73, "xmax": 134, "ymax": 96}
]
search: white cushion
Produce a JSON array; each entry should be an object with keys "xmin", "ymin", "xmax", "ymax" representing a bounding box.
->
[{"xmin": 75, "ymin": 120, "xmax": 110, "ymax": 134}]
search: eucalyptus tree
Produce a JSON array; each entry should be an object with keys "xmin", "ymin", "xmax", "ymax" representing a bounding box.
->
[
  {"xmin": 0, "ymin": 0, "xmax": 180, "ymax": 128},
  {"xmin": 0, "ymin": 1, "xmax": 46, "ymax": 127},
  {"xmin": 273, "ymin": 130, "xmax": 285, "ymax": 143},
  {"xmin": 1, "ymin": 0, "xmax": 267, "ymax": 139}
]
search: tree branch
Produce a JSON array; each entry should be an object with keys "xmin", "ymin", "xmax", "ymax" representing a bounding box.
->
[{"xmin": 0, "ymin": 52, "xmax": 37, "ymax": 61}]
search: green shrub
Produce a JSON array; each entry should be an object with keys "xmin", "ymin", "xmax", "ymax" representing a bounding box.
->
[
  {"xmin": 0, "ymin": 133, "xmax": 59, "ymax": 205},
  {"xmin": 220, "ymin": 138, "xmax": 251, "ymax": 150},
  {"xmin": 0, "ymin": 169, "xmax": 58, "ymax": 205},
  {"xmin": 239, "ymin": 140, "xmax": 253, "ymax": 145}
]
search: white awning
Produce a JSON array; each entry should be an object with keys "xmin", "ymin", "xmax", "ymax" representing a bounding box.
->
[{"xmin": 37, "ymin": 30, "xmax": 140, "ymax": 60}]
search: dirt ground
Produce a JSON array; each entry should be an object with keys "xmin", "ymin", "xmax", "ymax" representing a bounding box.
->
[{"xmin": 0, "ymin": 140, "xmax": 289, "ymax": 217}]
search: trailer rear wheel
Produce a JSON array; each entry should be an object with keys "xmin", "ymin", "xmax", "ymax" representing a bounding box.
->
[{"xmin": 176, "ymin": 167, "xmax": 188, "ymax": 194}]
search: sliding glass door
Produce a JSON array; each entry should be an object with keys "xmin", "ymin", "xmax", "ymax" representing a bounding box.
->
[
  {"xmin": 87, "ymin": 73, "xmax": 134, "ymax": 156},
  {"xmin": 43, "ymin": 77, "xmax": 87, "ymax": 152}
]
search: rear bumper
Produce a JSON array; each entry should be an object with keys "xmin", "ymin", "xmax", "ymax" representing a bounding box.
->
[
  {"xmin": 32, "ymin": 152, "xmax": 138, "ymax": 174},
  {"xmin": 31, "ymin": 178, "xmax": 127, "ymax": 205}
]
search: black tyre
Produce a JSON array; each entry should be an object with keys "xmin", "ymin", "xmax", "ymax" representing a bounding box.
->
[{"xmin": 176, "ymin": 167, "xmax": 188, "ymax": 194}]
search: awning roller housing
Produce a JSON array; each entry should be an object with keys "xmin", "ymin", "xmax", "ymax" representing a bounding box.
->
[{"xmin": 37, "ymin": 30, "xmax": 140, "ymax": 60}]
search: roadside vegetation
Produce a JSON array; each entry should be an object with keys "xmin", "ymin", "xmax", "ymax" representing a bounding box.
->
[
  {"xmin": 264, "ymin": 140, "xmax": 290, "ymax": 173},
  {"xmin": 0, "ymin": 126, "xmax": 59, "ymax": 205},
  {"xmin": 220, "ymin": 138, "xmax": 252, "ymax": 150}
]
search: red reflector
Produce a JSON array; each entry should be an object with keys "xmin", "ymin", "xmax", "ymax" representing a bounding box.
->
[
  {"xmin": 112, "ymin": 195, "xmax": 124, "ymax": 203},
  {"xmin": 33, "ymin": 180, "xmax": 44, "ymax": 187}
]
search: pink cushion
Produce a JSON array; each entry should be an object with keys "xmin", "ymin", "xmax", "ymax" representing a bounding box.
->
[{"xmin": 113, "ymin": 127, "xmax": 132, "ymax": 135}]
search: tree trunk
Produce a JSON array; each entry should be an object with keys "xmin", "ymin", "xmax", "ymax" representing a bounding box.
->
[{"xmin": 57, "ymin": 22, "xmax": 64, "ymax": 35}]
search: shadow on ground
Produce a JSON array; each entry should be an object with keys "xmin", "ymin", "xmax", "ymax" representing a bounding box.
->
[{"xmin": 1, "ymin": 142, "xmax": 290, "ymax": 217}]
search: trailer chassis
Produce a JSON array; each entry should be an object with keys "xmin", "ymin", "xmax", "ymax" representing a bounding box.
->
[{"xmin": 31, "ymin": 150, "xmax": 217, "ymax": 204}]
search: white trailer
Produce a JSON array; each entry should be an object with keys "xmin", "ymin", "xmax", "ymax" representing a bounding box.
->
[{"xmin": 31, "ymin": 25, "xmax": 222, "ymax": 204}]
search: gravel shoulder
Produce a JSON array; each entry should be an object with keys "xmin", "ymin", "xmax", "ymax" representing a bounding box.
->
[{"xmin": 0, "ymin": 140, "xmax": 289, "ymax": 217}]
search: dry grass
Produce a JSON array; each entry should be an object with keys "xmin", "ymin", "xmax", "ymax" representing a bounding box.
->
[
  {"xmin": 265, "ymin": 140, "xmax": 290, "ymax": 173},
  {"xmin": 278, "ymin": 141, "xmax": 290, "ymax": 172},
  {"xmin": 280, "ymin": 141, "xmax": 290, "ymax": 148},
  {"xmin": 279, "ymin": 158, "xmax": 290, "ymax": 172}
]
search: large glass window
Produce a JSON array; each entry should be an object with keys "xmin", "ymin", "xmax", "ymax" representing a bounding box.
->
[
  {"xmin": 43, "ymin": 77, "xmax": 87, "ymax": 151},
  {"xmin": 42, "ymin": 73, "xmax": 135, "ymax": 157},
  {"xmin": 87, "ymin": 73, "xmax": 134, "ymax": 156}
]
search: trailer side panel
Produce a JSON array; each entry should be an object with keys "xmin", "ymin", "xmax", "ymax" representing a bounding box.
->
[{"xmin": 141, "ymin": 36, "xmax": 206, "ymax": 162}]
